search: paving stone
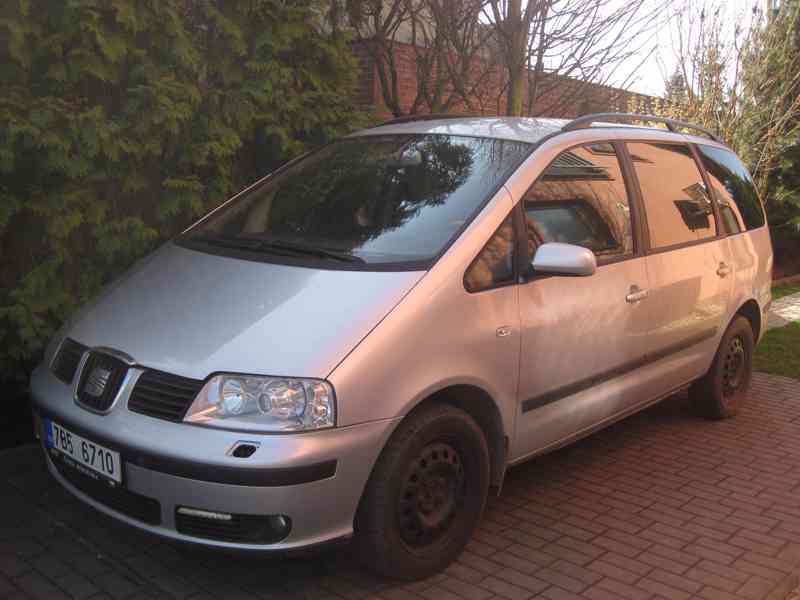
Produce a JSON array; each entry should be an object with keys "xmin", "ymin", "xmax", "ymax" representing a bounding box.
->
[
  {"xmin": 636, "ymin": 576, "xmax": 692, "ymax": 600},
  {"xmin": 9, "ymin": 540, "xmax": 45, "ymax": 560},
  {"xmin": 0, "ymin": 553, "xmax": 31, "ymax": 577},
  {"xmin": 14, "ymin": 573, "xmax": 70, "ymax": 600},
  {"xmin": 30, "ymin": 554, "xmax": 72, "ymax": 579},
  {"xmin": 93, "ymin": 572, "xmax": 143, "ymax": 599},
  {"xmin": 737, "ymin": 575, "xmax": 776, "ymax": 600},
  {"xmin": 766, "ymin": 292, "xmax": 800, "ymax": 329},
  {"xmin": 586, "ymin": 559, "xmax": 641, "ymax": 585},
  {"xmin": 0, "ymin": 572, "xmax": 19, "ymax": 596},
  {"xmin": 51, "ymin": 573, "xmax": 99, "ymax": 599}
]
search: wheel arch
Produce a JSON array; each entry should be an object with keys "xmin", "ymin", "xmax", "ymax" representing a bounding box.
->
[
  {"xmin": 734, "ymin": 298, "xmax": 762, "ymax": 342},
  {"xmin": 405, "ymin": 384, "xmax": 507, "ymax": 489}
]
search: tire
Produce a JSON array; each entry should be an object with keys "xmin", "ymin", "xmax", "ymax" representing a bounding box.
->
[
  {"xmin": 690, "ymin": 316, "xmax": 754, "ymax": 419},
  {"xmin": 354, "ymin": 403, "xmax": 490, "ymax": 580}
]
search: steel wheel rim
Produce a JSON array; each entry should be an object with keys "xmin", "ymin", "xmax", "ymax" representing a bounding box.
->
[
  {"xmin": 722, "ymin": 335, "xmax": 746, "ymax": 398},
  {"xmin": 397, "ymin": 441, "xmax": 465, "ymax": 547}
]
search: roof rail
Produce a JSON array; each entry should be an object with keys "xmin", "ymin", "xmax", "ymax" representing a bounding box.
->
[
  {"xmin": 562, "ymin": 113, "xmax": 721, "ymax": 143},
  {"xmin": 372, "ymin": 113, "xmax": 480, "ymax": 128}
]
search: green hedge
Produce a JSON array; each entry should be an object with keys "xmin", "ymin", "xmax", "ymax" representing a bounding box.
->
[{"xmin": 0, "ymin": 0, "xmax": 365, "ymax": 383}]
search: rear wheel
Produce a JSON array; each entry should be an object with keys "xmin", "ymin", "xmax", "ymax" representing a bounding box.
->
[
  {"xmin": 690, "ymin": 316, "xmax": 754, "ymax": 419},
  {"xmin": 354, "ymin": 403, "xmax": 490, "ymax": 580}
]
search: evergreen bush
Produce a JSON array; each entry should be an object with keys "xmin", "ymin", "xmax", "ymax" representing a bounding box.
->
[{"xmin": 0, "ymin": 0, "xmax": 364, "ymax": 382}]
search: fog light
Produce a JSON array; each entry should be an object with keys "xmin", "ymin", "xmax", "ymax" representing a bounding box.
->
[
  {"xmin": 175, "ymin": 507, "xmax": 292, "ymax": 543},
  {"xmin": 268, "ymin": 514, "xmax": 290, "ymax": 536}
]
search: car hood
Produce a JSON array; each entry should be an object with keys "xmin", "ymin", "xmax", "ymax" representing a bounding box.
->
[{"xmin": 65, "ymin": 243, "xmax": 424, "ymax": 380}]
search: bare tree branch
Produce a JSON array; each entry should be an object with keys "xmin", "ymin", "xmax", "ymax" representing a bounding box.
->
[{"xmin": 483, "ymin": 0, "xmax": 665, "ymax": 116}]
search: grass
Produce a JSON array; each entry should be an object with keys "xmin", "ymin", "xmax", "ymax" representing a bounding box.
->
[
  {"xmin": 754, "ymin": 321, "xmax": 800, "ymax": 380},
  {"xmin": 772, "ymin": 283, "xmax": 800, "ymax": 300},
  {"xmin": 751, "ymin": 281, "xmax": 800, "ymax": 379}
]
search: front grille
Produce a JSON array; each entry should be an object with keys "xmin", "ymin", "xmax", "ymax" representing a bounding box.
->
[
  {"xmin": 50, "ymin": 450, "xmax": 161, "ymax": 525},
  {"xmin": 52, "ymin": 339, "xmax": 87, "ymax": 384},
  {"xmin": 128, "ymin": 369, "xmax": 204, "ymax": 422},
  {"xmin": 76, "ymin": 352, "xmax": 129, "ymax": 412},
  {"xmin": 175, "ymin": 509, "xmax": 290, "ymax": 544}
]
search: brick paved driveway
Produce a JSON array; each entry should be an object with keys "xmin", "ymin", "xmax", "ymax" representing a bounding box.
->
[{"xmin": 3, "ymin": 372, "xmax": 800, "ymax": 600}]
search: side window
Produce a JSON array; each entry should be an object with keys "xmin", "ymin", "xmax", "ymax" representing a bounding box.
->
[
  {"xmin": 697, "ymin": 145, "xmax": 765, "ymax": 232},
  {"xmin": 464, "ymin": 214, "xmax": 515, "ymax": 293},
  {"xmin": 627, "ymin": 142, "xmax": 717, "ymax": 249},
  {"xmin": 522, "ymin": 143, "xmax": 634, "ymax": 263}
]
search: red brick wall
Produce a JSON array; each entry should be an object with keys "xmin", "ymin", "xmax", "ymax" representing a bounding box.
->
[{"xmin": 355, "ymin": 41, "xmax": 656, "ymax": 120}]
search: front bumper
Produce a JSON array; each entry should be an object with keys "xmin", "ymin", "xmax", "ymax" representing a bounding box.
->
[{"xmin": 30, "ymin": 364, "xmax": 399, "ymax": 551}]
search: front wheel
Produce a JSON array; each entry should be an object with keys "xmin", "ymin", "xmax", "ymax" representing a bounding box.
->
[
  {"xmin": 690, "ymin": 316, "xmax": 754, "ymax": 419},
  {"xmin": 354, "ymin": 403, "xmax": 490, "ymax": 580}
]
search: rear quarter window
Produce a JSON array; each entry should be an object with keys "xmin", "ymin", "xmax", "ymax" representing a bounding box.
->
[{"xmin": 696, "ymin": 145, "xmax": 766, "ymax": 232}]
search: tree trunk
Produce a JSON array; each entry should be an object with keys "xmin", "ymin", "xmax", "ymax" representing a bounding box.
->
[
  {"xmin": 505, "ymin": 0, "xmax": 526, "ymax": 116},
  {"xmin": 527, "ymin": 3, "xmax": 548, "ymax": 115},
  {"xmin": 507, "ymin": 62, "xmax": 526, "ymax": 116}
]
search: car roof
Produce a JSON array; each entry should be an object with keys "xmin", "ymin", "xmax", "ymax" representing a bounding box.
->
[
  {"xmin": 349, "ymin": 117, "xmax": 568, "ymax": 144},
  {"xmin": 348, "ymin": 116, "xmax": 726, "ymax": 148}
]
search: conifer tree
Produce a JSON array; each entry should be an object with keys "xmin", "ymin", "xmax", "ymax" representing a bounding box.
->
[{"xmin": 0, "ymin": 0, "xmax": 363, "ymax": 381}]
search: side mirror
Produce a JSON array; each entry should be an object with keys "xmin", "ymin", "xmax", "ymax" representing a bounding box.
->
[{"xmin": 531, "ymin": 242, "xmax": 597, "ymax": 276}]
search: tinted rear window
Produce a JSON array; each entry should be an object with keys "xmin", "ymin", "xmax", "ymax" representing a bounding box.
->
[
  {"xmin": 697, "ymin": 145, "xmax": 765, "ymax": 232},
  {"xmin": 627, "ymin": 142, "xmax": 717, "ymax": 249}
]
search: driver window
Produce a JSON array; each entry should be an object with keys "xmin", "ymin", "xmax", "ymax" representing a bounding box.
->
[{"xmin": 523, "ymin": 143, "xmax": 634, "ymax": 264}]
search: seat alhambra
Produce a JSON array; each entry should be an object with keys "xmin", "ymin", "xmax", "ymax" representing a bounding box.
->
[{"xmin": 31, "ymin": 113, "xmax": 773, "ymax": 579}]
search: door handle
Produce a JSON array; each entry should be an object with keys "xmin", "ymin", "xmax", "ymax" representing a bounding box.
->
[
  {"xmin": 717, "ymin": 262, "xmax": 731, "ymax": 277},
  {"xmin": 626, "ymin": 285, "xmax": 648, "ymax": 303}
]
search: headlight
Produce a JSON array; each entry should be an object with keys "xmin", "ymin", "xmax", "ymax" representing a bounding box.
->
[{"xmin": 184, "ymin": 374, "xmax": 335, "ymax": 432}]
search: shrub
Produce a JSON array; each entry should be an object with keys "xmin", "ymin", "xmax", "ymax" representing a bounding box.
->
[{"xmin": 0, "ymin": 0, "xmax": 364, "ymax": 382}]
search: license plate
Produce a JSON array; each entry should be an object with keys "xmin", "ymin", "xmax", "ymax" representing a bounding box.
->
[{"xmin": 44, "ymin": 420, "xmax": 122, "ymax": 484}]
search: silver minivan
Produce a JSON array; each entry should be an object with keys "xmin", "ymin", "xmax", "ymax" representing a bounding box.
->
[{"xmin": 30, "ymin": 113, "xmax": 773, "ymax": 579}]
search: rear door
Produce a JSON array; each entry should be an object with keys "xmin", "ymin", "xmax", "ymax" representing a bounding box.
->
[
  {"xmin": 626, "ymin": 141, "xmax": 733, "ymax": 393},
  {"xmin": 695, "ymin": 144, "xmax": 773, "ymax": 340},
  {"xmin": 512, "ymin": 141, "xmax": 652, "ymax": 460}
]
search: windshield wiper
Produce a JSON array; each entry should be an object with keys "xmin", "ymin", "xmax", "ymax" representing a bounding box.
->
[
  {"xmin": 195, "ymin": 235, "xmax": 266, "ymax": 251},
  {"xmin": 259, "ymin": 240, "xmax": 365, "ymax": 263},
  {"xmin": 195, "ymin": 235, "xmax": 364, "ymax": 263}
]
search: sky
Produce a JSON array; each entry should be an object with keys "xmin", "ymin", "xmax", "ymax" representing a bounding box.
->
[{"xmin": 619, "ymin": 0, "xmax": 761, "ymax": 97}]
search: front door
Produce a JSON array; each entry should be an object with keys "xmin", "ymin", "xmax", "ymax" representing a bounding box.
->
[{"xmin": 511, "ymin": 142, "xmax": 652, "ymax": 460}]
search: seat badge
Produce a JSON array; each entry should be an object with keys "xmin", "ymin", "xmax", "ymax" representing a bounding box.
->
[{"xmin": 84, "ymin": 366, "xmax": 111, "ymax": 397}]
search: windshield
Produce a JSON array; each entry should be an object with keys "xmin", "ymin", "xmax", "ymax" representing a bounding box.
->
[{"xmin": 181, "ymin": 134, "xmax": 531, "ymax": 268}]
